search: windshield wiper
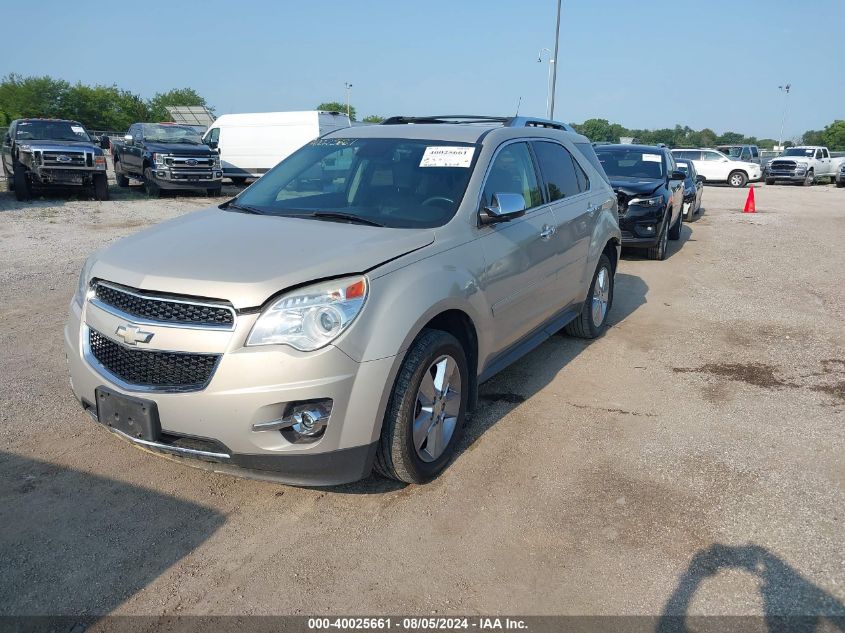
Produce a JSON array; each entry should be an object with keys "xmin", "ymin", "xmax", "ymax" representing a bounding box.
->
[
  {"xmin": 226, "ymin": 201, "xmax": 263, "ymax": 215},
  {"xmin": 310, "ymin": 211, "xmax": 384, "ymax": 227}
]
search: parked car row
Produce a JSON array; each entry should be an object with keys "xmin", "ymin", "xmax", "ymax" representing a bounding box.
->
[
  {"xmin": 671, "ymin": 148, "xmax": 762, "ymax": 187},
  {"xmin": 764, "ymin": 146, "xmax": 845, "ymax": 186}
]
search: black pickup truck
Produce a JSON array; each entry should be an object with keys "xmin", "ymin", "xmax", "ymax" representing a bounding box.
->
[
  {"xmin": 112, "ymin": 122, "xmax": 223, "ymax": 197},
  {"xmin": 2, "ymin": 119, "xmax": 109, "ymax": 201}
]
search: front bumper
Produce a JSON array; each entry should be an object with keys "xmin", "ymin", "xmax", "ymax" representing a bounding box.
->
[
  {"xmin": 618, "ymin": 203, "xmax": 668, "ymax": 248},
  {"xmin": 64, "ymin": 297, "xmax": 394, "ymax": 485},
  {"xmin": 150, "ymin": 168, "xmax": 223, "ymax": 190},
  {"xmin": 31, "ymin": 166, "xmax": 104, "ymax": 186}
]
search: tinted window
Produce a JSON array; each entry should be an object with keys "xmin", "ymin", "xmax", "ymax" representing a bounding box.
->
[
  {"xmin": 741, "ymin": 148, "xmax": 752, "ymax": 160},
  {"xmin": 573, "ymin": 157, "xmax": 589, "ymax": 192},
  {"xmin": 206, "ymin": 128, "xmax": 220, "ymax": 144},
  {"xmin": 482, "ymin": 142, "xmax": 543, "ymax": 210},
  {"xmin": 575, "ymin": 142, "xmax": 611, "ymax": 184},
  {"xmin": 674, "ymin": 150, "xmax": 701, "ymax": 160},
  {"xmin": 751, "ymin": 146, "xmax": 759, "ymax": 158},
  {"xmin": 533, "ymin": 141, "xmax": 581, "ymax": 201}
]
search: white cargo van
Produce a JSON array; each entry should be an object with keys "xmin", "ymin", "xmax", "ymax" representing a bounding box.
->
[{"xmin": 203, "ymin": 111, "xmax": 351, "ymax": 184}]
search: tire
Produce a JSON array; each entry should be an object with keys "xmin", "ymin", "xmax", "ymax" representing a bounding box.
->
[
  {"xmin": 647, "ymin": 211, "xmax": 670, "ymax": 261},
  {"xmin": 374, "ymin": 329, "xmax": 469, "ymax": 484},
  {"xmin": 114, "ymin": 160, "xmax": 130, "ymax": 188},
  {"xmin": 230, "ymin": 177, "xmax": 247, "ymax": 186},
  {"xmin": 13, "ymin": 164, "xmax": 31, "ymax": 201},
  {"xmin": 836, "ymin": 180, "xmax": 845, "ymax": 188},
  {"xmin": 803, "ymin": 170, "xmax": 814, "ymax": 187},
  {"xmin": 564, "ymin": 253, "xmax": 614, "ymax": 339},
  {"xmin": 143, "ymin": 167, "xmax": 161, "ymax": 198},
  {"xmin": 92, "ymin": 174, "xmax": 109, "ymax": 201},
  {"xmin": 207, "ymin": 187, "xmax": 222, "ymax": 197},
  {"xmin": 765, "ymin": 178, "xmax": 775, "ymax": 185},
  {"xmin": 728, "ymin": 171, "xmax": 748, "ymax": 188},
  {"xmin": 668, "ymin": 207, "xmax": 683, "ymax": 240}
]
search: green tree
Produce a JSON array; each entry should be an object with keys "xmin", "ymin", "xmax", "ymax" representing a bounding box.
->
[
  {"xmin": 716, "ymin": 131, "xmax": 744, "ymax": 144},
  {"xmin": 822, "ymin": 120, "xmax": 845, "ymax": 151},
  {"xmin": 61, "ymin": 83, "xmax": 149, "ymax": 131},
  {"xmin": 0, "ymin": 73, "xmax": 69, "ymax": 121},
  {"xmin": 802, "ymin": 129, "xmax": 825, "ymax": 146},
  {"xmin": 699, "ymin": 128, "xmax": 717, "ymax": 147},
  {"xmin": 147, "ymin": 88, "xmax": 210, "ymax": 122},
  {"xmin": 578, "ymin": 118, "xmax": 617, "ymax": 142},
  {"xmin": 317, "ymin": 101, "xmax": 356, "ymax": 121},
  {"xmin": 363, "ymin": 114, "xmax": 385, "ymax": 123}
]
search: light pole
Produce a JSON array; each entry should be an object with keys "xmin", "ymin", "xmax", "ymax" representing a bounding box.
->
[
  {"xmin": 344, "ymin": 82, "xmax": 353, "ymax": 120},
  {"xmin": 548, "ymin": 0, "xmax": 562, "ymax": 119},
  {"xmin": 537, "ymin": 48, "xmax": 554, "ymax": 119},
  {"xmin": 778, "ymin": 83, "xmax": 791, "ymax": 149}
]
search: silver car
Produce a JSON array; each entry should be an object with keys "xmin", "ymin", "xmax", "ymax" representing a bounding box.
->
[{"xmin": 65, "ymin": 115, "xmax": 621, "ymax": 485}]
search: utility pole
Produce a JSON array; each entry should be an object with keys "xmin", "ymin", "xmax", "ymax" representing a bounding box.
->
[
  {"xmin": 538, "ymin": 48, "xmax": 553, "ymax": 119},
  {"xmin": 778, "ymin": 83, "xmax": 791, "ymax": 149},
  {"xmin": 548, "ymin": 0, "xmax": 562, "ymax": 119},
  {"xmin": 344, "ymin": 82, "xmax": 353, "ymax": 120}
]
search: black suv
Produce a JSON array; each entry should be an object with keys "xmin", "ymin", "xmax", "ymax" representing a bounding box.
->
[
  {"xmin": 2, "ymin": 119, "xmax": 109, "ymax": 201},
  {"xmin": 593, "ymin": 144, "xmax": 685, "ymax": 260}
]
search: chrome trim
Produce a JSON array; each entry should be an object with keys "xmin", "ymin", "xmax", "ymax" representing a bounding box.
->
[
  {"xmin": 82, "ymin": 324, "xmax": 221, "ymax": 393},
  {"xmin": 93, "ymin": 280, "xmax": 237, "ymax": 331},
  {"xmin": 110, "ymin": 427, "xmax": 231, "ymax": 460}
]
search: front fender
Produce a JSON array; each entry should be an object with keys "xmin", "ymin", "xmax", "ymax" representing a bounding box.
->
[{"xmin": 577, "ymin": 205, "xmax": 621, "ymax": 303}]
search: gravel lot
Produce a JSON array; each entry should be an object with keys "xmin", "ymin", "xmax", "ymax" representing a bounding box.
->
[{"xmin": 0, "ymin": 181, "xmax": 843, "ymax": 621}]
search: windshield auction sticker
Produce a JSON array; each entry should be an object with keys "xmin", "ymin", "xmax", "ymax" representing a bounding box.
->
[
  {"xmin": 642, "ymin": 153, "xmax": 662, "ymax": 162},
  {"xmin": 420, "ymin": 146, "xmax": 475, "ymax": 168}
]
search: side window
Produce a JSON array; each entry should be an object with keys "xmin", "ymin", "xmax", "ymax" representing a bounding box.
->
[
  {"xmin": 574, "ymin": 142, "xmax": 610, "ymax": 184},
  {"xmin": 751, "ymin": 146, "xmax": 759, "ymax": 158},
  {"xmin": 482, "ymin": 142, "xmax": 543, "ymax": 210},
  {"xmin": 815, "ymin": 149, "xmax": 823, "ymax": 159},
  {"xmin": 572, "ymin": 155, "xmax": 590, "ymax": 193},
  {"xmin": 702, "ymin": 151, "xmax": 721, "ymax": 161},
  {"xmin": 822, "ymin": 148, "xmax": 830, "ymax": 159},
  {"xmin": 665, "ymin": 151, "xmax": 676, "ymax": 173},
  {"xmin": 206, "ymin": 128, "xmax": 220, "ymax": 144},
  {"xmin": 741, "ymin": 147, "xmax": 751, "ymax": 160},
  {"xmin": 532, "ymin": 141, "xmax": 581, "ymax": 201}
]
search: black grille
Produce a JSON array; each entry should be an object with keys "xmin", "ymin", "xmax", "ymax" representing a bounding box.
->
[
  {"xmin": 769, "ymin": 160, "xmax": 796, "ymax": 171},
  {"xmin": 94, "ymin": 282, "xmax": 234, "ymax": 327},
  {"xmin": 88, "ymin": 328, "xmax": 219, "ymax": 390},
  {"xmin": 42, "ymin": 151, "xmax": 86, "ymax": 167}
]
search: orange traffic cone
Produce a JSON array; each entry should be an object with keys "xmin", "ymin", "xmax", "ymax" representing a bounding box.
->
[{"xmin": 743, "ymin": 187, "xmax": 756, "ymax": 213}]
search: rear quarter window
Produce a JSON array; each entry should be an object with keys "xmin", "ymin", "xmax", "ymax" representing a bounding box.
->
[{"xmin": 574, "ymin": 142, "xmax": 610, "ymax": 185}]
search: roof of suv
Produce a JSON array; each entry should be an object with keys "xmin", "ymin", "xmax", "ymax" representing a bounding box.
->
[
  {"xmin": 324, "ymin": 115, "xmax": 587, "ymax": 145},
  {"xmin": 596, "ymin": 143, "xmax": 668, "ymax": 154}
]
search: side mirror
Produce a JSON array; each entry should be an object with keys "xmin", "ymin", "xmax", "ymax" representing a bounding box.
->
[
  {"xmin": 3, "ymin": 133, "xmax": 10, "ymax": 145},
  {"xmin": 100, "ymin": 135, "xmax": 111, "ymax": 150},
  {"xmin": 695, "ymin": 175, "xmax": 705, "ymax": 183},
  {"xmin": 670, "ymin": 170, "xmax": 687, "ymax": 180},
  {"xmin": 124, "ymin": 134, "xmax": 133, "ymax": 143},
  {"xmin": 206, "ymin": 140, "xmax": 218, "ymax": 150},
  {"xmin": 479, "ymin": 192, "xmax": 526, "ymax": 225}
]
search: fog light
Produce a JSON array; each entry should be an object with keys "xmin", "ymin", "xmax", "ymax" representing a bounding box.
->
[
  {"xmin": 215, "ymin": 171, "xmax": 222, "ymax": 178},
  {"xmin": 157, "ymin": 170, "xmax": 166, "ymax": 177},
  {"xmin": 251, "ymin": 399, "xmax": 332, "ymax": 442}
]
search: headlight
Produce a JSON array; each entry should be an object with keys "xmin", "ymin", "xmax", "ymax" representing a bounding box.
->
[
  {"xmin": 247, "ymin": 276, "xmax": 368, "ymax": 351},
  {"xmin": 213, "ymin": 154, "xmax": 222, "ymax": 169},
  {"xmin": 629, "ymin": 195, "xmax": 663, "ymax": 207},
  {"xmin": 74, "ymin": 256, "xmax": 96, "ymax": 305},
  {"xmin": 152, "ymin": 153, "xmax": 168, "ymax": 166},
  {"xmin": 94, "ymin": 155, "xmax": 107, "ymax": 170}
]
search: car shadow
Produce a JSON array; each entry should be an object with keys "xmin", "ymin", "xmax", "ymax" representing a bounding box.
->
[
  {"xmin": 0, "ymin": 451, "xmax": 225, "ymax": 616},
  {"xmin": 656, "ymin": 543, "xmax": 845, "ymax": 633}
]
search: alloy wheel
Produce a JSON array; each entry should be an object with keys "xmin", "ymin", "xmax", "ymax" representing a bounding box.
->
[
  {"xmin": 591, "ymin": 266, "xmax": 611, "ymax": 328},
  {"xmin": 413, "ymin": 355, "xmax": 462, "ymax": 463}
]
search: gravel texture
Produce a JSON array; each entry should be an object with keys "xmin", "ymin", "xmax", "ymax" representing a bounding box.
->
[{"xmin": 0, "ymin": 181, "xmax": 842, "ymax": 618}]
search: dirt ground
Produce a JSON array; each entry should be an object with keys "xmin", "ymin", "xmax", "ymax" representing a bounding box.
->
[{"xmin": 0, "ymin": 180, "xmax": 843, "ymax": 621}]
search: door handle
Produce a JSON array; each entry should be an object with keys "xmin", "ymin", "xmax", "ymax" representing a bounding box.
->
[{"xmin": 539, "ymin": 225, "xmax": 556, "ymax": 239}]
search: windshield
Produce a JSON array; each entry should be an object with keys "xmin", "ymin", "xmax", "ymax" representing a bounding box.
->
[
  {"xmin": 142, "ymin": 124, "xmax": 204, "ymax": 144},
  {"xmin": 15, "ymin": 120, "xmax": 91, "ymax": 142},
  {"xmin": 719, "ymin": 146, "xmax": 743, "ymax": 158},
  {"xmin": 783, "ymin": 148, "xmax": 815, "ymax": 157},
  {"xmin": 593, "ymin": 147, "xmax": 665, "ymax": 179},
  {"xmin": 232, "ymin": 137, "xmax": 477, "ymax": 229},
  {"xmin": 675, "ymin": 162, "xmax": 689, "ymax": 174}
]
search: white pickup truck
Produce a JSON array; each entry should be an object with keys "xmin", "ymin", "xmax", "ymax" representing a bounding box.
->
[{"xmin": 765, "ymin": 146, "xmax": 845, "ymax": 186}]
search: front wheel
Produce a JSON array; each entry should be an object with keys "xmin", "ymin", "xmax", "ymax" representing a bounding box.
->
[
  {"xmin": 564, "ymin": 253, "xmax": 614, "ymax": 339},
  {"xmin": 92, "ymin": 174, "xmax": 109, "ymax": 200},
  {"xmin": 114, "ymin": 161, "xmax": 130, "ymax": 188},
  {"xmin": 803, "ymin": 170, "xmax": 814, "ymax": 187},
  {"xmin": 647, "ymin": 212, "xmax": 670, "ymax": 261},
  {"xmin": 836, "ymin": 180, "xmax": 845, "ymax": 188},
  {"xmin": 765, "ymin": 178, "xmax": 775, "ymax": 185},
  {"xmin": 728, "ymin": 171, "xmax": 748, "ymax": 188},
  {"xmin": 13, "ymin": 164, "xmax": 31, "ymax": 201},
  {"xmin": 143, "ymin": 167, "xmax": 161, "ymax": 198},
  {"xmin": 375, "ymin": 329, "xmax": 469, "ymax": 484}
]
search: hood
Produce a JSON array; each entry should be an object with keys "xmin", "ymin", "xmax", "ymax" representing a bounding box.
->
[
  {"xmin": 90, "ymin": 207, "xmax": 435, "ymax": 309},
  {"xmin": 773, "ymin": 156, "xmax": 810, "ymax": 164},
  {"xmin": 142, "ymin": 142, "xmax": 215, "ymax": 156},
  {"xmin": 608, "ymin": 177, "xmax": 662, "ymax": 197},
  {"xmin": 22, "ymin": 140, "xmax": 101, "ymax": 154}
]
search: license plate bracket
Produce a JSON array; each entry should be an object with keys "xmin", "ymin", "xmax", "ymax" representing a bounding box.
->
[{"xmin": 95, "ymin": 387, "xmax": 161, "ymax": 442}]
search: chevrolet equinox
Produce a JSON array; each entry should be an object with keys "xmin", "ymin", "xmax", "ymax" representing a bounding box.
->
[{"xmin": 65, "ymin": 115, "xmax": 621, "ymax": 485}]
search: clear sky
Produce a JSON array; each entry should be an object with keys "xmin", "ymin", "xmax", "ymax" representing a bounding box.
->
[{"xmin": 3, "ymin": 0, "xmax": 843, "ymax": 140}]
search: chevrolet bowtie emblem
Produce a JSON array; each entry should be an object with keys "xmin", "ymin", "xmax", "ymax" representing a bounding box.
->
[{"xmin": 115, "ymin": 325, "xmax": 154, "ymax": 346}]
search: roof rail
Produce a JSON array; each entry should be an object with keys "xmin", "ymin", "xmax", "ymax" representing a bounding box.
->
[{"xmin": 380, "ymin": 115, "xmax": 573, "ymax": 132}]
